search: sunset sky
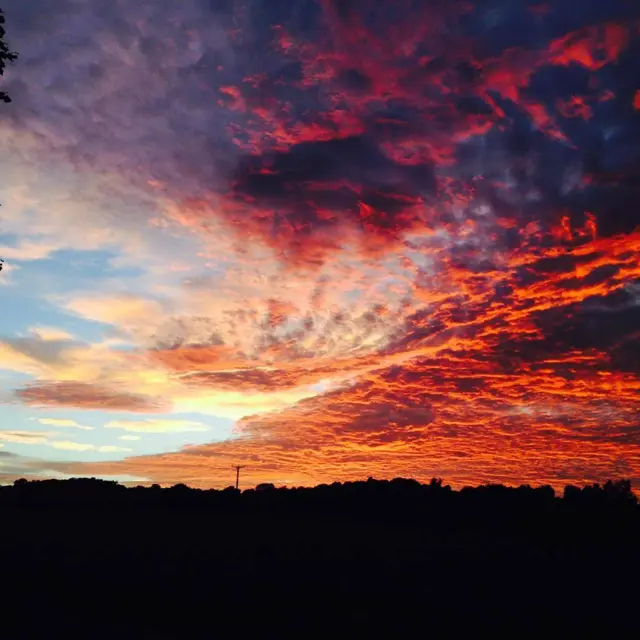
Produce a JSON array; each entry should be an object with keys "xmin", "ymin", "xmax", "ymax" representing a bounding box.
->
[{"xmin": 1, "ymin": 0, "xmax": 639, "ymax": 489}]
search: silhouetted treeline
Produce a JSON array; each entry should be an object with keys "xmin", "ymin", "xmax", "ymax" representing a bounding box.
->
[
  {"xmin": 1, "ymin": 475, "xmax": 637, "ymax": 518},
  {"xmin": 1, "ymin": 477, "xmax": 638, "ymax": 637}
]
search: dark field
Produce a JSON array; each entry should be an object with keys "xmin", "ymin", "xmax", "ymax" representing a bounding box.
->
[{"xmin": 2, "ymin": 478, "xmax": 639, "ymax": 637}]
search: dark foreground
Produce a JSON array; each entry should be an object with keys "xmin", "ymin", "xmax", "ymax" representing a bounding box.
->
[{"xmin": 1, "ymin": 478, "xmax": 639, "ymax": 637}]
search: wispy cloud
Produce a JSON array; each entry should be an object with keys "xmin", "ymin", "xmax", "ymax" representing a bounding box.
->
[
  {"xmin": 49, "ymin": 441, "xmax": 131, "ymax": 453},
  {"xmin": 105, "ymin": 419, "xmax": 208, "ymax": 434},
  {"xmin": 0, "ymin": 239, "xmax": 61, "ymax": 261},
  {"xmin": 0, "ymin": 430, "xmax": 131, "ymax": 454},
  {"xmin": 0, "ymin": 430, "xmax": 53, "ymax": 444},
  {"xmin": 37, "ymin": 418, "xmax": 94, "ymax": 431}
]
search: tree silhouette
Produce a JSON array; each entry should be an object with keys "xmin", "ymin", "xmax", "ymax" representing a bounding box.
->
[
  {"xmin": 0, "ymin": 8, "xmax": 17, "ymax": 103},
  {"xmin": 0, "ymin": 8, "xmax": 16, "ymax": 269}
]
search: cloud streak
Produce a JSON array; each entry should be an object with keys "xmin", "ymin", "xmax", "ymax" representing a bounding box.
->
[
  {"xmin": 37, "ymin": 418, "xmax": 95, "ymax": 431},
  {"xmin": 104, "ymin": 419, "xmax": 208, "ymax": 434},
  {"xmin": 17, "ymin": 382, "xmax": 170, "ymax": 413}
]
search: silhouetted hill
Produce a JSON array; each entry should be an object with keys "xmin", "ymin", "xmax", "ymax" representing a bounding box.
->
[{"xmin": 1, "ymin": 477, "xmax": 638, "ymax": 637}]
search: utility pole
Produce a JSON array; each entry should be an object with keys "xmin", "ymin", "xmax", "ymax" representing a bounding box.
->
[{"xmin": 233, "ymin": 465, "xmax": 245, "ymax": 490}]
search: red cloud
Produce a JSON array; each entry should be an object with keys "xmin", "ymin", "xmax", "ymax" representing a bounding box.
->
[
  {"xmin": 183, "ymin": 6, "xmax": 635, "ymax": 267},
  {"xmin": 17, "ymin": 382, "xmax": 170, "ymax": 413},
  {"xmin": 549, "ymin": 24, "xmax": 630, "ymax": 71}
]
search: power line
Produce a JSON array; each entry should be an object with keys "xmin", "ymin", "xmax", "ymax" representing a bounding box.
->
[{"xmin": 232, "ymin": 465, "xmax": 245, "ymax": 490}]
